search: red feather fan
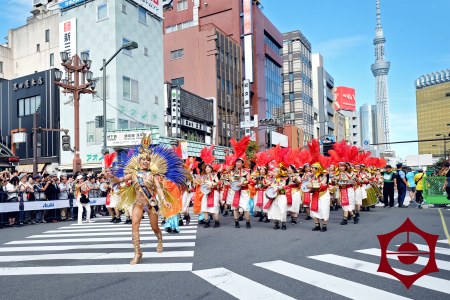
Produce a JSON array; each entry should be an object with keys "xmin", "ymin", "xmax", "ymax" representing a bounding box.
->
[
  {"xmin": 173, "ymin": 144, "xmax": 182, "ymax": 158},
  {"xmin": 229, "ymin": 136, "xmax": 250, "ymax": 162},
  {"xmin": 200, "ymin": 145, "xmax": 216, "ymax": 166}
]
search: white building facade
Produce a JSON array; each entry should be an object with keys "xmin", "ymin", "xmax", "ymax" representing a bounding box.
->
[{"xmin": 58, "ymin": 0, "xmax": 164, "ymax": 169}]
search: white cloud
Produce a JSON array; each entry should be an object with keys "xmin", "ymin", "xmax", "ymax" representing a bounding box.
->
[{"xmin": 315, "ymin": 35, "xmax": 368, "ymax": 59}]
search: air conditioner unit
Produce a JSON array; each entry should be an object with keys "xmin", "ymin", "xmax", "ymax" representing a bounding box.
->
[{"xmin": 33, "ymin": 0, "xmax": 48, "ymax": 7}]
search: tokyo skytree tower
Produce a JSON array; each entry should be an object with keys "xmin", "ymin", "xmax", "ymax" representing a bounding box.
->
[{"xmin": 371, "ymin": 0, "xmax": 391, "ymax": 150}]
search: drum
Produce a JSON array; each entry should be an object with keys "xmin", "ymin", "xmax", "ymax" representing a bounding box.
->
[
  {"xmin": 99, "ymin": 182, "xmax": 108, "ymax": 192},
  {"xmin": 200, "ymin": 183, "xmax": 211, "ymax": 194},
  {"xmin": 265, "ymin": 187, "xmax": 277, "ymax": 198},
  {"xmin": 230, "ymin": 181, "xmax": 241, "ymax": 191},
  {"xmin": 301, "ymin": 182, "xmax": 311, "ymax": 193},
  {"xmin": 363, "ymin": 186, "xmax": 378, "ymax": 207}
]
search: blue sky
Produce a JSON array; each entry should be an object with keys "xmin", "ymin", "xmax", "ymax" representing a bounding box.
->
[
  {"xmin": 1, "ymin": 0, "xmax": 449, "ymax": 158},
  {"xmin": 262, "ymin": 0, "xmax": 450, "ymax": 158}
]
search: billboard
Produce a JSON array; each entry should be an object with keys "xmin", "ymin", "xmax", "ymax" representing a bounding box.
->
[
  {"xmin": 333, "ymin": 86, "xmax": 356, "ymax": 111},
  {"xmin": 270, "ymin": 131, "xmax": 288, "ymax": 147}
]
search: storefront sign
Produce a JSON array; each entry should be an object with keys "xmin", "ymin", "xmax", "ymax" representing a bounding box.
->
[
  {"xmin": 59, "ymin": 18, "xmax": 77, "ymax": 60},
  {"xmin": 131, "ymin": 0, "xmax": 163, "ymax": 19},
  {"xmin": 59, "ymin": 0, "xmax": 85, "ymax": 10},
  {"xmin": 181, "ymin": 118, "xmax": 206, "ymax": 132},
  {"xmin": 107, "ymin": 130, "xmax": 153, "ymax": 147},
  {"xmin": 13, "ymin": 77, "xmax": 44, "ymax": 91}
]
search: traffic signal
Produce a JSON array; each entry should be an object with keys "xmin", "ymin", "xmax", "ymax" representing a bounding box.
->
[
  {"xmin": 62, "ymin": 135, "xmax": 71, "ymax": 151},
  {"xmin": 95, "ymin": 115, "xmax": 104, "ymax": 128},
  {"xmin": 322, "ymin": 141, "xmax": 335, "ymax": 156}
]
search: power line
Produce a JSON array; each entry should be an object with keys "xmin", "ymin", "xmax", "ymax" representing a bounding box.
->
[{"xmin": 371, "ymin": 137, "xmax": 449, "ymax": 145}]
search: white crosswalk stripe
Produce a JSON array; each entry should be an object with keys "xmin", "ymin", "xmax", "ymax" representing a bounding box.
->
[
  {"xmin": 193, "ymin": 267, "xmax": 296, "ymax": 300},
  {"xmin": 309, "ymin": 254, "xmax": 450, "ymax": 295},
  {"xmin": 356, "ymin": 248, "xmax": 450, "ymax": 271},
  {"xmin": 254, "ymin": 260, "xmax": 410, "ymax": 300},
  {"xmin": 412, "ymin": 244, "xmax": 450, "ymax": 256},
  {"xmin": 0, "ymin": 216, "xmax": 199, "ymax": 275},
  {"xmin": 193, "ymin": 243, "xmax": 450, "ymax": 298}
]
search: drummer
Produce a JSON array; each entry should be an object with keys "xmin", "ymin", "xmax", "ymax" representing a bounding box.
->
[
  {"xmin": 197, "ymin": 164, "xmax": 220, "ymax": 228},
  {"xmin": 266, "ymin": 167, "xmax": 288, "ymax": 230},
  {"xmin": 309, "ymin": 162, "xmax": 330, "ymax": 232},
  {"xmin": 353, "ymin": 164, "xmax": 364, "ymax": 218},
  {"xmin": 285, "ymin": 165, "xmax": 301, "ymax": 224},
  {"xmin": 301, "ymin": 163, "xmax": 314, "ymax": 220},
  {"xmin": 226, "ymin": 157, "xmax": 252, "ymax": 229},
  {"xmin": 327, "ymin": 164, "xmax": 338, "ymax": 211},
  {"xmin": 251, "ymin": 165, "xmax": 271, "ymax": 222},
  {"xmin": 333, "ymin": 162, "xmax": 359, "ymax": 225}
]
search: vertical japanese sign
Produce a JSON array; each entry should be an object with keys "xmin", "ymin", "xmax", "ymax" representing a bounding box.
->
[
  {"xmin": 59, "ymin": 18, "xmax": 77, "ymax": 59},
  {"xmin": 243, "ymin": 79, "xmax": 252, "ymax": 137},
  {"xmin": 171, "ymin": 87, "xmax": 181, "ymax": 138}
]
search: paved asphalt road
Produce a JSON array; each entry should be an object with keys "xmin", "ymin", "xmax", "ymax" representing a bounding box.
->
[{"xmin": 0, "ymin": 204, "xmax": 449, "ymax": 300}]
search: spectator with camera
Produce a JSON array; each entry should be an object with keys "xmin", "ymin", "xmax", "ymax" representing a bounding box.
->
[
  {"xmin": 5, "ymin": 176, "xmax": 19, "ymax": 226},
  {"xmin": 75, "ymin": 175, "xmax": 92, "ymax": 224},
  {"xmin": 58, "ymin": 175, "xmax": 72, "ymax": 221},
  {"xmin": 33, "ymin": 175, "xmax": 49, "ymax": 223}
]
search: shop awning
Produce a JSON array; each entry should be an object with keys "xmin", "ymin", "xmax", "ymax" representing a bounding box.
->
[{"xmin": 16, "ymin": 164, "xmax": 46, "ymax": 173}]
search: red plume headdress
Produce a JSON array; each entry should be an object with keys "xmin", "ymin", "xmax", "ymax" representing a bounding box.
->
[{"xmin": 103, "ymin": 152, "xmax": 117, "ymax": 170}]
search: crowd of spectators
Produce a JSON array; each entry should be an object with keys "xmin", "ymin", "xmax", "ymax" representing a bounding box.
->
[{"xmin": 0, "ymin": 170, "xmax": 109, "ymax": 228}]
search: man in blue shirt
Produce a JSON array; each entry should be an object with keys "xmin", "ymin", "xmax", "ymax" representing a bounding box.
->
[
  {"xmin": 396, "ymin": 163, "xmax": 407, "ymax": 207},
  {"xmin": 405, "ymin": 167, "xmax": 416, "ymax": 207}
]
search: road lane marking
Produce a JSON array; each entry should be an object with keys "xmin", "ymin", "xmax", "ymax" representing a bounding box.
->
[
  {"xmin": 255, "ymin": 260, "xmax": 410, "ymax": 300},
  {"xmin": 193, "ymin": 267, "xmax": 295, "ymax": 300},
  {"xmin": 28, "ymin": 230, "xmax": 197, "ymax": 238},
  {"xmin": 438, "ymin": 208, "xmax": 450, "ymax": 247},
  {"xmin": 6, "ymin": 235, "xmax": 197, "ymax": 245},
  {"xmin": 309, "ymin": 254, "xmax": 450, "ymax": 294},
  {"xmin": 356, "ymin": 248, "xmax": 450, "ymax": 271},
  {"xmin": 410, "ymin": 244, "xmax": 450, "ymax": 256},
  {"xmin": 0, "ymin": 263, "xmax": 193, "ymax": 275},
  {"xmin": 0, "ymin": 242, "xmax": 196, "ymax": 252},
  {"xmin": 47, "ymin": 225, "xmax": 198, "ymax": 233},
  {"xmin": 0, "ymin": 251, "xmax": 194, "ymax": 262}
]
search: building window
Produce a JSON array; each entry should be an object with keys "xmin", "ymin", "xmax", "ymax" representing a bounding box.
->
[
  {"xmin": 118, "ymin": 119, "xmax": 129, "ymax": 129},
  {"xmin": 138, "ymin": 6, "xmax": 147, "ymax": 24},
  {"xmin": 97, "ymin": 3, "xmax": 108, "ymax": 21},
  {"xmin": 177, "ymin": 0, "xmax": 188, "ymax": 11},
  {"xmin": 36, "ymin": 44, "xmax": 40, "ymax": 52},
  {"xmin": 122, "ymin": 38, "xmax": 133, "ymax": 56},
  {"xmin": 87, "ymin": 119, "xmax": 114, "ymax": 144},
  {"xmin": 18, "ymin": 96, "xmax": 41, "ymax": 117},
  {"xmin": 289, "ymin": 92, "xmax": 294, "ymax": 101},
  {"xmin": 45, "ymin": 29, "xmax": 50, "ymax": 42},
  {"xmin": 165, "ymin": 20, "xmax": 193, "ymax": 33},
  {"xmin": 49, "ymin": 53, "xmax": 54, "ymax": 67},
  {"xmin": 288, "ymin": 72, "xmax": 294, "ymax": 81},
  {"xmin": 0, "ymin": 61, "xmax": 3, "ymax": 74},
  {"xmin": 170, "ymin": 49, "xmax": 184, "ymax": 60},
  {"xmin": 144, "ymin": 47, "xmax": 148, "ymax": 56},
  {"xmin": 171, "ymin": 77, "xmax": 184, "ymax": 87},
  {"xmin": 154, "ymin": 95, "xmax": 159, "ymax": 105},
  {"xmin": 121, "ymin": 2, "xmax": 127, "ymax": 14},
  {"xmin": 123, "ymin": 76, "xmax": 139, "ymax": 102}
]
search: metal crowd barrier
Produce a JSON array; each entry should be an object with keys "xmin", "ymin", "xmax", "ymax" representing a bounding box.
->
[{"xmin": 423, "ymin": 176, "xmax": 450, "ymax": 205}]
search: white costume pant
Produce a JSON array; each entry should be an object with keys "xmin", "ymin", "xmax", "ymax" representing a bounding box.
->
[
  {"xmin": 340, "ymin": 187, "xmax": 356, "ymax": 212},
  {"xmin": 201, "ymin": 190, "xmax": 220, "ymax": 214},
  {"xmin": 228, "ymin": 189, "xmax": 250, "ymax": 212},
  {"xmin": 182, "ymin": 191, "xmax": 193, "ymax": 213},
  {"xmin": 77, "ymin": 199, "xmax": 91, "ymax": 224},
  {"xmin": 267, "ymin": 195, "xmax": 288, "ymax": 222},
  {"xmin": 106, "ymin": 193, "xmax": 119, "ymax": 208},
  {"xmin": 310, "ymin": 191, "xmax": 331, "ymax": 221},
  {"xmin": 354, "ymin": 186, "xmax": 363, "ymax": 206},
  {"xmin": 287, "ymin": 190, "xmax": 302, "ymax": 213}
]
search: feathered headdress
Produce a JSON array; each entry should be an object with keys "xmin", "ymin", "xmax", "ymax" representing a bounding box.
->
[
  {"xmin": 103, "ymin": 152, "xmax": 117, "ymax": 170},
  {"xmin": 200, "ymin": 145, "xmax": 216, "ymax": 168},
  {"xmin": 230, "ymin": 136, "xmax": 250, "ymax": 164},
  {"xmin": 255, "ymin": 150, "xmax": 272, "ymax": 171},
  {"xmin": 173, "ymin": 143, "xmax": 182, "ymax": 158}
]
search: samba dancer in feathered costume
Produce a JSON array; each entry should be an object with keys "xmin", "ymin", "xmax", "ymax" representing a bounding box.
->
[{"xmin": 108, "ymin": 134, "xmax": 187, "ymax": 265}]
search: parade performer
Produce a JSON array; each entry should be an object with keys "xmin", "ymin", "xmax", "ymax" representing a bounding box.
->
[
  {"xmin": 196, "ymin": 145, "xmax": 221, "ymax": 228},
  {"xmin": 301, "ymin": 163, "xmax": 315, "ymax": 220},
  {"xmin": 251, "ymin": 150, "xmax": 272, "ymax": 222},
  {"xmin": 309, "ymin": 162, "xmax": 331, "ymax": 232},
  {"xmin": 109, "ymin": 134, "xmax": 186, "ymax": 265},
  {"xmin": 225, "ymin": 136, "xmax": 252, "ymax": 228},
  {"xmin": 103, "ymin": 153, "xmax": 122, "ymax": 223},
  {"xmin": 266, "ymin": 167, "xmax": 288, "ymax": 230},
  {"xmin": 75, "ymin": 175, "xmax": 91, "ymax": 224}
]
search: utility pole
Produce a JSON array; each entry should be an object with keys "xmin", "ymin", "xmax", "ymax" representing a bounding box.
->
[{"xmin": 33, "ymin": 112, "xmax": 38, "ymax": 176}]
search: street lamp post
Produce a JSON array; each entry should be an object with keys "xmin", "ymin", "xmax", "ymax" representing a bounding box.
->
[
  {"xmin": 99, "ymin": 41, "xmax": 138, "ymax": 155},
  {"xmin": 54, "ymin": 52, "xmax": 96, "ymax": 173}
]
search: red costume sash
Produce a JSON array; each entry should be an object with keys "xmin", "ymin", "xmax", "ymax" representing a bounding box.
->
[
  {"xmin": 340, "ymin": 187, "xmax": 349, "ymax": 206},
  {"xmin": 232, "ymin": 189, "xmax": 241, "ymax": 207},
  {"xmin": 256, "ymin": 190, "xmax": 264, "ymax": 207},
  {"xmin": 303, "ymin": 193, "xmax": 311, "ymax": 205},
  {"xmin": 222, "ymin": 185, "xmax": 229, "ymax": 202},
  {"xmin": 105, "ymin": 193, "xmax": 111, "ymax": 205},
  {"xmin": 207, "ymin": 189, "xmax": 215, "ymax": 207},
  {"xmin": 263, "ymin": 198, "xmax": 274, "ymax": 209},
  {"xmin": 311, "ymin": 192, "xmax": 319, "ymax": 212}
]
